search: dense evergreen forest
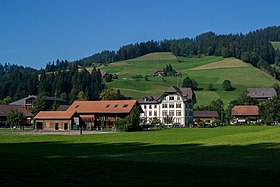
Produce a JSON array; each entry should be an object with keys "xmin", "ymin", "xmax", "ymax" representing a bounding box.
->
[
  {"xmin": 0, "ymin": 26, "xmax": 280, "ymax": 101},
  {"xmin": 0, "ymin": 63, "xmax": 104, "ymax": 102}
]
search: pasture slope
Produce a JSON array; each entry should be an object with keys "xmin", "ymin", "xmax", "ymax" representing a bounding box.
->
[
  {"xmin": 272, "ymin": 41, "xmax": 280, "ymax": 49},
  {"xmin": 102, "ymin": 52, "xmax": 279, "ymax": 106},
  {"xmin": 1, "ymin": 126, "xmax": 280, "ymax": 186}
]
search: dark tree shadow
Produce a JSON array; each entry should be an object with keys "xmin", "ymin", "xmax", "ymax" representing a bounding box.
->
[{"xmin": 0, "ymin": 141, "xmax": 280, "ymax": 186}]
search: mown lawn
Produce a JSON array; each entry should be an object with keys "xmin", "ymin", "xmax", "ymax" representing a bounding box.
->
[{"xmin": 1, "ymin": 126, "xmax": 280, "ymax": 186}]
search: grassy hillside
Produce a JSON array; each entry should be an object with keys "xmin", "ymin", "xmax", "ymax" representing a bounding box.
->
[
  {"xmin": 1, "ymin": 126, "xmax": 280, "ymax": 186},
  {"xmin": 101, "ymin": 52, "xmax": 279, "ymax": 106},
  {"xmin": 272, "ymin": 41, "xmax": 280, "ymax": 50}
]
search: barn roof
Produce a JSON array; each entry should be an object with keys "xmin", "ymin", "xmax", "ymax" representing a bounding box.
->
[
  {"xmin": 67, "ymin": 100, "xmax": 138, "ymax": 114},
  {"xmin": 34, "ymin": 111, "xmax": 77, "ymax": 120},
  {"xmin": 0, "ymin": 105, "xmax": 34, "ymax": 117},
  {"xmin": 232, "ymin": 105, "xmax": 259, "ymax": 116},
  {"xmin": 247, "ymin": 88, "xmax": 277, "ymax": 99}
]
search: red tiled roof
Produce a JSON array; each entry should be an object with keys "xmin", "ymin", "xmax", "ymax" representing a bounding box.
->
[
  {"xmin": 67, "ymin": 100, "xmax": 137, "ymax": 114},
  {"xmin": 34, "ymin": 111, "xmax": 76, "ymax": 119},
  {"xmin": 232, "ymin": 105, "xmax": 259, "ymax": 116},
  {"xmin": 0, "ymin": 105, "xmax": 34, "ymax": 117}
]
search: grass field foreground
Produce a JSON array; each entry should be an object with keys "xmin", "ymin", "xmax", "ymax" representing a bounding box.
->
[{"xmin": 1, "ymin": 126, "xmax": 280, "ymax": 186}]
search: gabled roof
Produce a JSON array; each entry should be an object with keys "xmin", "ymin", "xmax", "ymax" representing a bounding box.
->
[
  {"xmin": 56, "ymin": 105, "xmax": 70, "ymax": 111},
  {"xmin": 9, "ymin": 95, "xmax": 67, "ymax": 105},
  {"xmin": 138, "ymin": 95, "xmax": 161, "ymax": 104},
  {"xmin": 138, "ymin": 86, "xmax": 196, "ymax": 104},
  {"xmin": 194, "ymin": 111, "xmax": 218, "ymax": 118},
  {"xmin": 0, "ymin": 105, "xmax": 34, "ymax": 117},
  {"xmin": 34, "ymin": 111, "xmax": 77, "ymax": 120},
  {"xmin": 247, "ymin": 88, "xmax": 277, "ymax": 99},
  {"xmin": 232, "ymin": 105, "xmax": 259, "ymax": 116},
  {"xmin": 67, "ymin": 100, "xmax": 138, "ymax": 114}
]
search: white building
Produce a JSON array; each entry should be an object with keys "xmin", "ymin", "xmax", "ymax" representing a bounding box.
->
[{"xmin": 138, "ymin": 86, "xmax": 196, "ymax": 127}]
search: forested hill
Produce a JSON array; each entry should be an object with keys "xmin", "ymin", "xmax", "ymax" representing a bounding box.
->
[
  {"xmin": 1, "ymin": 26, "xmax": 280, "ymax": 102},
  {"xmin": 46, "ymin": 26, "xmax": 280, "ymax": 79}
]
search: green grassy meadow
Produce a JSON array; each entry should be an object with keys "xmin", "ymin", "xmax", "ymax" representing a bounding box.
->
[
  {"xmin": 1, "ymin": 126, "xmax": 280, "ymax": 186},
  {"xmin": 101, "ymin": 52, "xmax": 279, "ymax": 106},
  {"xmin": 272, "ymin": 41, "xmax": 280, "ymax": 50}
]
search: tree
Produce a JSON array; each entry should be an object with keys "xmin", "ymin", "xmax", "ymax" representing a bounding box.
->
[
  {"xmin": 0, "ymin": 96, "xmax": 12, "ymax": 104},
  {"xmin": 7, "ymin": 109, "xmax": 25, "ymax": 130},
  {"xmin": 99, "ymin": 88, "xmax": 125, "ymax": 100},
  {"xmin": 31, "ymin": 95, "xmax": 46, "ymax": 115},
  {"xmin": 207, "ymin": 83, "xmax": 215, "ymax": 91},
  {"xmin": 163, "ymin": 115, "xmax": 174, "ymax": 125},
  {"xmin": 151, "ymin": 117, "xmax": 162, "ymax": 129},
  {"xmin": 272, "ymin": 83, "xmax": 280, "ymax": 95},
  {"xmin": 222, "ymin": 80, "xmax": 233, "ymax": 91},
  {"xmin": 115, "ymin": 105, "xmax": 142, "ymax": 131},
  {"xmin": 182, "ymin": 76, "xmax": 198, "ymax": 90},
  {"xmin": 77, "ymin": 91, "xmax": 88, "ymax": 101},
  {"xmin": 262, "ymin": 95, "xmax": 280, "ymax": 124}
]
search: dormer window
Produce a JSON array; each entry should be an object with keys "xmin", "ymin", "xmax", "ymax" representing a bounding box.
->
[
  {"xmin": 114, "ymin": 104, "xmax": 118, "ymax": 108},
  {"xmin": 122, "ymin": 104, "xmax": 128, "ymax": 108},
  {"xmin": 105, "ymin": 104, "xmax": 110, "ymax": 108}
]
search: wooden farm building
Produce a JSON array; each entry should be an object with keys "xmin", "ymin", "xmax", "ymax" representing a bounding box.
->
[
  {"xmin": 0, "ymin": 105, "xmax": 34, "ymax": 127},
  {"xmin": 34, "ymin": 111, "xmax": 80, "ymax": 130},
  {"xmin": 9, "ymin": 95, "xmax": 68, "ymax": 110},
  {"xmin": 231, "ymin": 105, "xmax": 259, "ymax": 124},
  {"xmin": 34, "ymin": 100, "xmax": 141, "ymax": 131},
  {"xmin": 193, "ymin": 111, "xmax": 219, "ymax": 123}
]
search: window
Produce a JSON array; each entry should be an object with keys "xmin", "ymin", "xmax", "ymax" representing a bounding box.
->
[
  {"xmin": 154, "ymin": 111, "xmax": 157, "ymax": 116},
  {"xmin": 154, "ymin": 105, "xmax": 157, "ymax": 109},
  {"xmin": 144, "ymin": 105, "xmax": 146, "ymax": 109},
  {"xmin": 105, "ymin": 104, "xmax": 110, "ymax": 108},
  {"xmin": 122, "ymin": 104, "xmax": 128, "ymax": 108},
  {"xmin": 149, "ymin": 105, "xmax": 152, "ymax": 109},
  {"xmin": 162, "ymin": 104, "xmax": 168, "ymax": 108},
  {"xmin": 149, "ymin": 111, "xmax": 152, "ymax": 116},
  {"xmin": 162, "ymin": 110, "xmax": 168, "ymax": 117},
  {"xmin": 169, "ymin": 96, "xmax": 174, "ymax": 100},
  {"xmin": 177, "ymin": 96, "xmax": 181, "ymax": 101},
  {"xmin": 169, "ymin": 104, "xmax": 174, "ymax": 108},
  {"xmin": 176, "ymin": 103, "xmax": 181, "ymax": 108},
  {"xmin": 169, "ymin": 110, "xmax": 174, "ymax": 117},
  {"xmin": 114, "ymin": 104, "xmax": 118, "ymax": 108},
  {"xmin": 163, "ymin": 96, "xmax": 166, "ymax": 101},
  {"xmin": 176, "ymin": 110, "xmax": 182, "ymax": 116}
]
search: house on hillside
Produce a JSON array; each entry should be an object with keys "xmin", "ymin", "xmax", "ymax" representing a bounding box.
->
[
  {"xmin": 247, "ymin": 88, "xmax": 277, "ymax": 100},
  {"xmin": 231, "ymin": 105, "xmax": 259, "ymax": 124},
  {"xmin": 153, "ymin": 70, "xmax": 165, "ymax": 77},
  {"xmin": 138, "ymin": 86, "xmax": 196, "ymax": 127},
  {"xmin": 33, "ymin": 100, "xmax": 142, "ymax": 131},
  {"xmin": 0, "ymin": 105, "xmax": 34, "ymax": 127},
  {"xmin": 9, "ymin": 95, "xmax": 68, "ymax": 110},
  {"xmin": 193, "ymin": 111, "xmax": 219, "ymax": 124}
]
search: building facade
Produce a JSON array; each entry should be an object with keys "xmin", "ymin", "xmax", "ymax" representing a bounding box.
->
[
  {"xmin": 34, "ymin": 111, "xmax": 80, "ymax": 130},
  {"xmin": 231, "ymin": 105, "xmax": 259, "ymax": 124},
  {"xmin": 34, "ymin": 100, "xmax": 142, "ymax": 131},
  {"xmin": 0, "ymin": 105, "xmax": 34, "ymax": 127},
  {"xmin": 138, "ymin": 86, "xmax": 196, "ymax": 127},
  {"xmin": 9, "ymin": 95, "xmax": 68, "ymax": 110}
]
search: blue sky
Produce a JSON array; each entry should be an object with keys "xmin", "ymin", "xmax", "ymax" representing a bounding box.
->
[{"xmin": 0, "ymin": 0, "xmax": 280, "ymax": 69}]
